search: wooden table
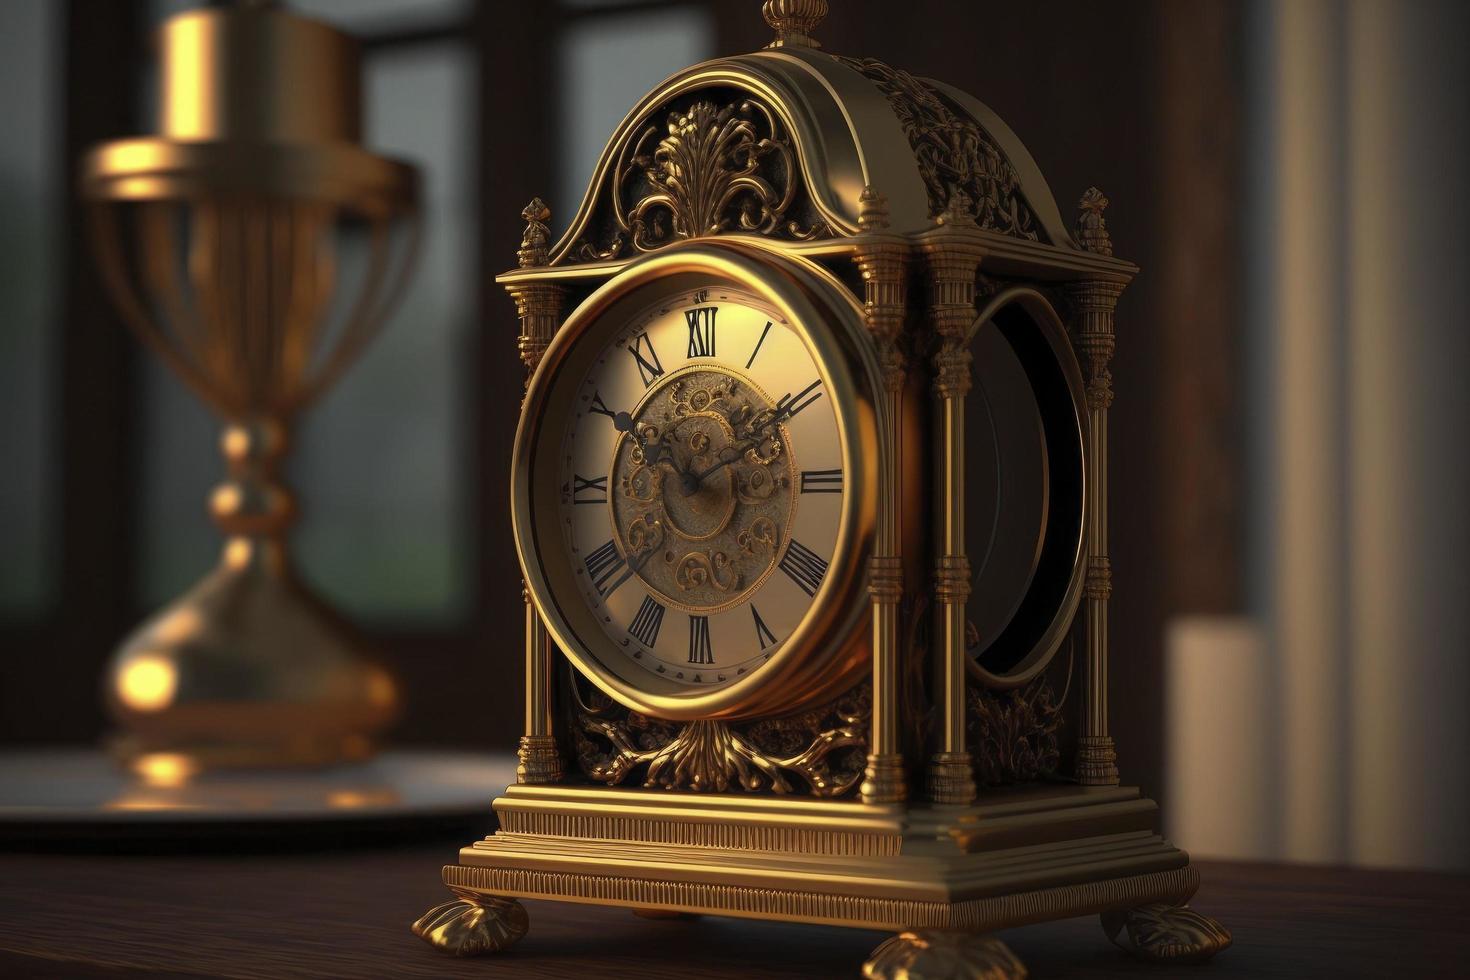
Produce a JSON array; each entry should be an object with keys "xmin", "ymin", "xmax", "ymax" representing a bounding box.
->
[{"xmin": 1, "ymin": 840, "xmax": 1466, "ymax": 978}]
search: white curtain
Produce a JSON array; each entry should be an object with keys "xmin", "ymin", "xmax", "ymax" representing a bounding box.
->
[{"xmin": 1168, "ymin": 0, "xmax": 1469, "ymax": 870}]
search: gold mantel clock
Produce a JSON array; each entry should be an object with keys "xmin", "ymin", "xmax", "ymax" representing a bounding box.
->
[{"xmin": 415, "ymin": 4, "xmax": 1230, "ymax": 976}]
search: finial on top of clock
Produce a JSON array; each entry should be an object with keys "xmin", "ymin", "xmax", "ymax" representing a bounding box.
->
[
  {"xmin": 1076, "ymin": 187, "xmax": 1113, "ymax": 256},
  {"xmin": 857, "ymin": 185, "xmax": 890, "ymax": 231},
  {"xmin": 763, "ymin": 0, "xmax": 828, "ymax": 49},
  {"xmin": 518, "ymin": 197, "xmax": 552, "ymax": 268}
]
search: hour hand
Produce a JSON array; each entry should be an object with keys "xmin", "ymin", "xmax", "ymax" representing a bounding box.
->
[{"xmin": 616, "ymin": 412, "xmax": 679, "ymax": 472}]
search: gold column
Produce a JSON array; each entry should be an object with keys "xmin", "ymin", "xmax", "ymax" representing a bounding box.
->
[
  {"xmin": 1070, "ymin": 274, "xmax": 1125, "ymax": 786},
  {"xmin": 918, "ymin": 230, "xmax": 985, "ymax": 805},
  {"xmin": 853, "ymin": 187, "xmax": 909, "ymax": 805},
  {"xmin": 510, "ymin": 199, "xmax": 564, "ymax": 785}
]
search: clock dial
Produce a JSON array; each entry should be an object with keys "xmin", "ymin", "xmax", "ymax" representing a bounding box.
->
[{"xmin": 557, "ymin": 287, "xmax": 845, "ymax": 688}]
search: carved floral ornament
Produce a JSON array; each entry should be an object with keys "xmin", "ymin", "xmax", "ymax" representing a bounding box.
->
[
  {"xmin": 572, "ymin": 673, "xmax": 869, "ymax": 796},
  {"xmin": 837, "ymin": 56, "xmax": 1042, "ymax": 240},
  {"xmin": 569, "ymin": 97, "xmax": 832, "ymax": 262}
]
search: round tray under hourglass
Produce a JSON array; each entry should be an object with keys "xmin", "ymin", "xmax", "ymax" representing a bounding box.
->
[{"xmin": 0, "ymin": 748, "xmax": 514, "ymax": 848}]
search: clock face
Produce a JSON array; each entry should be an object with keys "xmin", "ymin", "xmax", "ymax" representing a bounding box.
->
[{"xmin": 556, "ymin": 286, "xmax": 846, "ymax": 689}]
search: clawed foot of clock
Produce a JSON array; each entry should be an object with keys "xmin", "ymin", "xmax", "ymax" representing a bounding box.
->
[
  {"xmin": 411, "ymin": 891, "xmax": 529, "ymax": 956},
  {"xmin": 863, "ymin": 930, "xmax": 1027, "ymax": 980},
  {"xmin": 1100, "ymin": 903, "xmax": 1232, "ymax": 963}
]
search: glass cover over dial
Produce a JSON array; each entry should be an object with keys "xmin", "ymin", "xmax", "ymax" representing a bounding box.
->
[{"xmin": 557, "ymin": 286, "xmax": 845, "ymax": 689}]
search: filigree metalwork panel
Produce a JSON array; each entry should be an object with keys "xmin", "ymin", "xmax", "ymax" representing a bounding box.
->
[
  {"xmin": 966, "ymin": 635, "xmax": 1072, "ymax": 785},
  {"xmin": 572, "ymin": 675, "xmax": 869, "ymax": 796},
  {"xmin": 837, "ymin": 56, "xmax": 1042, "ymax": 240},
  {"xmin": 567, "ymin": 93, "xmax": 832, "ymax": 262}
]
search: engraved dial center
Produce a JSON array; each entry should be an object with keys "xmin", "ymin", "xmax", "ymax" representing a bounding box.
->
[{"xmin": 610, "ymin": 367, "xmax": 796, "ymax": 614}]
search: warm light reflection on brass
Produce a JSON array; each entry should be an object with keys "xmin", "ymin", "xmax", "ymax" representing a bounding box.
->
[
  {"xmin": 134, "ymin": 752, "xmax": 199, "ymax": 788},
  {"xmin": 327, "ymin": 789, "xmax": 400, "ymax": 808},
  {"xmin": 118, "ymin": 656, "xmax": 177, "ymax": 714},
  {"xmin": 81, "ymin": 3, "xmax": 419, "ymax": 772},
  {"xmin": 419, "ymin": 5, "xmax": 1230, "ymax": 976}
]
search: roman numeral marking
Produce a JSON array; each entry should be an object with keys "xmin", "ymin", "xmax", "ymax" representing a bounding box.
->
[
  {"xmin": 751, "ymin": 605, "xmax": 777, "ymax": 651},
  {"xmin": 776, "ymin": 379, "xmax": 823, "ymax": 419},
  {"xmin": 587, "ymin": 391, "xmax": 617, "ymax": 419},
  {"xmin": 687, "ymin": 615, "xmax": 713, "ymax": 664},
  {"xmin": 584, "ymin": 539, "xmax": 630, "ymax": 597},
  {"xmin": 745, "ymin": 320, "xmax": 773, "ymax": 370},
  {"xmin": 571, "ymin": 473, "xmax": 608, "ymax": 504},
  {"xmin": 685, "ymin": 306, "xmax": 717, "ymax": 358},
  {"xmin": 627, "ymin": 332, "xmax": 664, "ymax": 387},
  {"xmin": 800, "ymin": 468, "xmax": 843, "ymax": 494},
  {"xmin": 628, "ymin": 595, "xmax": 667, "ymax": 648},
  {"xmin": 778, "ymin": 539, "xmax": 828, "ymax": 597}
]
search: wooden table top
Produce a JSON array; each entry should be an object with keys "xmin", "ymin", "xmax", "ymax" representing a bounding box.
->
[{"xmin": 1, "ymin": 839, "xmax": 1466, "ymax": 978}]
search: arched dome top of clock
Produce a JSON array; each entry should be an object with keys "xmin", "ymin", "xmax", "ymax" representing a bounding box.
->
[{"xmin": 548, "ymin": 43, "xmax": 1079, "ymax": 264}]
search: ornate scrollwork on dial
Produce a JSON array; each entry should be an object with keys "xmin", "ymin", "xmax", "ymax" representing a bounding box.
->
[
  {"xmin": 572, "ymin": 674, "xmax": 870, "ymax": 796},
  {"xmin": 672, "ymin": 549, "xmax": 740, "ymax": 594},
  {"xmin": 568, "ymin": 95, "xmax": 833, "ymax": 262},
  {"xmin": 836, "ymin": 56, "xmax": 1042, "ymax": 240},
  {"xmin": 965, "ymin": 631, "xmax": 1073, "ymax": 785},
  {"xmin": 609, "ymin": 367, "xmax": 796, "ymax": 613}
]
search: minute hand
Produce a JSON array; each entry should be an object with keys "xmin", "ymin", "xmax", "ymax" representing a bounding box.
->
[{"xmin": 683, "ymin": 382, "xmax": 821, "ymax": 490}]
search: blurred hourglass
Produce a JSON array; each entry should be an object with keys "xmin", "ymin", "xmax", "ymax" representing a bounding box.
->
[{"xmin": 80, "ymin": 2, "xmax": 420, "ymax": 776}]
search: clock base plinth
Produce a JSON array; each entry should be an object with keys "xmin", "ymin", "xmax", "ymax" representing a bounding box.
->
[
  {"xmin": 420, "ymin": 782, "xmax": 1227, "ymax": 972},
  {"xmin": 863, "ymin": 931, "xmax": 1026, "ymax": 980}
]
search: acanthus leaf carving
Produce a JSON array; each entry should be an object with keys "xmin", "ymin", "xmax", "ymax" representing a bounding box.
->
[
  {"xmin": 965, "ymin": 630, "xmax": 1073, "ymax": 786},
  {"xmin": 837, "ymin": 56, "xmax": 1042, "ymax": 242},
  {"xmin": 567, "ymin": 95, "xmax": 832, "ymax": 263},
  {"xmin": 572, "ymin": 674, "xmax": 869, "ymax": 796}
]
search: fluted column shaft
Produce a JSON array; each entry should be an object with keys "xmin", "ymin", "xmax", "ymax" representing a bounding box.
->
[
  {"xmin": 920, "ymin": 234, "xmax": 985, "ymax": 805},
  {"xmin": 854, "ymin": 190, "xmax": 909, "ymax": 805},
  {"xmin": 1070, "ymin": 278, "xmax": 1125, "ymax": 786},
  {"xmin": 509, "ymin": 277, "xmax": 564, "ymax": 785}
]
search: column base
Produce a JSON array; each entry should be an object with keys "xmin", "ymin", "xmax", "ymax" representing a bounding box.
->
[
  {"xmin": 925, "ymin": 751, "xmax": 977, "ymax": 804},
  {"xmin": 516, "ymin": 734, "xmax": 562, "ymax": 784},
  {"xmin": 1075, "ymin": 736, "xmax": 1119, "ymax": 785},
  {"xmin": 860, "ymin": 752, "xmax": 907, "ymax": 804}
]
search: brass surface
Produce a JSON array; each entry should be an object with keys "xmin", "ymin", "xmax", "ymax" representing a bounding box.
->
[
  {"xmin": 511, "ymin": 202, "xmax": 567, "ymax": 785},
  {"xmin": 425, "ymin": 5, "xmax": 1223, "ymax": 975},
  {"xmin": 411, "ymin": 892, "xmax": 529, "ymax": 957},
  {"xmin": 963, "ymin": 287, "xmax": 1089, "ymax": 690},
  {"xmin": 852, "ymin": 187, "xmax": 911, "ymax": 806},
  {"xmin": 863, "ymin": 932, "xmax": 1027, "ymax": 980},
  {"xmin": 919, "ymin": 226, "xmax": 985, "ymax": 805},
  {"xmin": 444, "ymin": 784, "xmax": 1199, "ymax": 930},
  {"xmin": 1069, "ymin": 236, "xmax": 1126, "ymax": 786},
  {"xmin": 569, "ymin": 98, "xmax": 831, "ymax": 263},
  {"xmin": 607, "ymin": 366, "xmax": 797, "ymax": 614},
  {"xmin": 574, "ymin": 681, "xmax": 868, "ymax": 795},
  {"xmin": 512, "ymin": 244, "xmax": 880, "ymax": 722},
  {"xmin": 763, "ymin": 0, "xmax": 829, "ymax": 49},
  {"xmin": 1101, "ymin": 903, "xmax": 1233, "ymax": 963},
  {"xmin": 83, "ymin": 3, "xmax": 418, "ymax": 771}
]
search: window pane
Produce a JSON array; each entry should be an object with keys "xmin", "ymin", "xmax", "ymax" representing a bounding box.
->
[
  {"xmin": 557, "ymin": 7, "xmax": 716, "ymax": 229},
  {"xmin": 293, "ymin": 45, "xmax": 474, "ymax": 621},
  {"xmin": 0, "ymin": 1, "xmax": 58, "ymax": 612}
]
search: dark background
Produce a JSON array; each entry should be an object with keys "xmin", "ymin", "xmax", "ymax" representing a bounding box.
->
[{"xmin": 0, "ymin": 0, "xmax": 1245, "ymax": 807}]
